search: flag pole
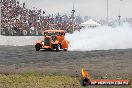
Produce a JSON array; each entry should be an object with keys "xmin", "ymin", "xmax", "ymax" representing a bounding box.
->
[{"xmin": 107, "ymin": 0, "xmax": 109, "ymax": 25}]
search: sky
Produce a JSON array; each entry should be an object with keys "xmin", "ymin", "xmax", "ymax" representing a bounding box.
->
[{"xmin": 19, "ymin": 0, "xmax": 132, "ymax": 19}]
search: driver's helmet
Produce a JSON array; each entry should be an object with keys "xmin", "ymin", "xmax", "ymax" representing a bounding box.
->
[{"xmin": 60, "ymin": 32, "xmax": 64, "ymax": 36}]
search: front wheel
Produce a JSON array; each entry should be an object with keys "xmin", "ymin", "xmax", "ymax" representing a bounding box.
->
[
  {"xmin": 56, "ymin": 44, "xmax": 60, "ymax": 51},
  {"xmin": 35, "ymin": 44, "xmax": 41, "ymax": 51}
]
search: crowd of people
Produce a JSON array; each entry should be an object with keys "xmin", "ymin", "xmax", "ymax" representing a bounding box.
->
[{"xmin": 1, "ymin": 0, "xmax": 81, "ymax": 36}]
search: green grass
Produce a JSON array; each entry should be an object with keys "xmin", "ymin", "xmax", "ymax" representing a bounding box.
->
[
  {"xmin": 0, "ymin": 73, "xmax": 80, "ymax": 88},
  {"xmin": 0, "ymin": 72, "xmax": 131, "ymax": 88}
]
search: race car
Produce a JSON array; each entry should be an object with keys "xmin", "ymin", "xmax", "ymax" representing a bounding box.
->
[{"xmin": 35, "ymin": 30, "xmax": 69, "ymax": 51}]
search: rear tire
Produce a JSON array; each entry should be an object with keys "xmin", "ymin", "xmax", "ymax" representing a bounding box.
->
[
  {"xmin": 35, "ymin": 44, "xmax": 41, "ymax": 51},
  {"xmin": 64, "ymin": 49, "xmax": 67, "ymax": 51}
]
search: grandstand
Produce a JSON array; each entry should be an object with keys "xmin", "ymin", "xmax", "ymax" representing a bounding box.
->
[{"xmin": 1, "ymin": 0, "xmax": 80, "ymax": 36}]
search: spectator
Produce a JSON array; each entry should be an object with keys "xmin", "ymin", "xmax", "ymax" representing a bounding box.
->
[{"xmin": 1, "ymin": 0, "xmax": 81, "ymax": 36}]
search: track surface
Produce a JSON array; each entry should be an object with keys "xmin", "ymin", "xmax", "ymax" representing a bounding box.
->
[{"xmin": 0, "ymin": 46, "xmax": 132, "ymax": 78}]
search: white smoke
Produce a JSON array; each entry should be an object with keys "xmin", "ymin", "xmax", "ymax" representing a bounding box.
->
[{"xmin": 66, "ymin": 23, "xmax": 132, "ymax": 51}]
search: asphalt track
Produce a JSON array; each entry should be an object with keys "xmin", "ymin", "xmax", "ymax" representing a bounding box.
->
[{"xmin": 0, "ymin": 46, "xmax": 132, "ymax": 78}]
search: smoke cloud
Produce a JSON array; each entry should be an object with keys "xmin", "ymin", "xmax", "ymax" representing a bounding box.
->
[{"xmin": 66, "ymin": 23, "xmax": 132, "ymax": 51}]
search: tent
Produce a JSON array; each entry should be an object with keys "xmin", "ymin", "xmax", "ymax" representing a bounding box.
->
[{"xmin": 80, "ymin": 19, "xmax": 101, "ymax": 27}]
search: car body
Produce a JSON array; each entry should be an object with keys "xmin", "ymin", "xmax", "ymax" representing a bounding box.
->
[{"xmin": 35, "ymin": 30, "xmax": 69, "ymax": 51}]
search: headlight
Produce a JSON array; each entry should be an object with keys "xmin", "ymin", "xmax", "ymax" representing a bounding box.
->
[{"xmin": 42, "ymin": 41, "xmax": 44, "ymax": 45}]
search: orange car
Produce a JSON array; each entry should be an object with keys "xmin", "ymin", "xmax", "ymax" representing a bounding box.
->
[{"xmin": 35, "ymin": 30, "xmax": 69, "ymax": 51}]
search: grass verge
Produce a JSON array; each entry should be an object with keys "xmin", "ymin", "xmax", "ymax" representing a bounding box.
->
[{"xmin": 0, "ymin": 72, "xmax": 131, "ymax": 88}]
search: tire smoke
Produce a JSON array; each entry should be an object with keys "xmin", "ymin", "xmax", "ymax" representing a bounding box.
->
[{"xmin": 66, "ymin": 23, "xmax": 132, "ymax": 51}]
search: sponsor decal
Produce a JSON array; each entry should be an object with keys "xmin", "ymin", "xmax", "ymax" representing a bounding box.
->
[{"xmin": 81, "ymin": 68, "xmax": 131, "ymax": 86}]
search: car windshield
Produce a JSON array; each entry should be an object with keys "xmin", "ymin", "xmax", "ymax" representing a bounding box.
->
[{"xmin": 44, "ymin": 32, "xmax": 60, "ymax": 36}]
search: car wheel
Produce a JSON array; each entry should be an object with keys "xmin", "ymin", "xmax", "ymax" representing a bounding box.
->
[
  {"xmin": 56, "ymin": 44, "xmax": 60, "ymax": 51},
  {"xmin": 35, "ymin": 44, "xmax": 41, "ymax": 51},
  {"xmin": 63, "ymin": 49, "xmax": 67, "ymax": 51}
]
